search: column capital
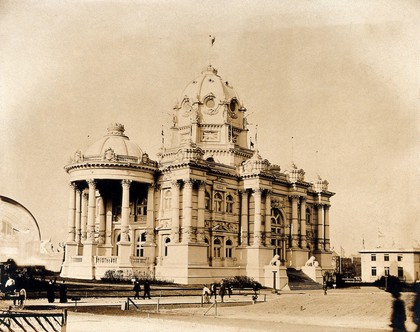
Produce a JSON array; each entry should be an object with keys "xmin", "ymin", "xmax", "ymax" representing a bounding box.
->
[
  {"xmin": 182, "ymin": 179, "xmax": 194, "ymax": 188},
  {"xmin": 252, "ymin": 188, "xmax": 263, "ymax": 195},
  {"xmin": 324, "ymin": 203, "xmax": 331, "ymax": 209},
  {"xmin": 69, "ymin": 182, "xmax": 78, "ymax": 190},
  {"xmin": 197, "ymin": 180, "xmax": 206, "ymax": 189},
  {"xmin": 87, "ymin": 179, "xmax": 96, "ymax": 187},
  {"xmin": 300, "ymin": 196, "xmax": 307, "ymax": 202},
  {"xmin": 315, "ymin": 203, "xmax": 324, "ymax": 208},
  {"xmin": 265, "ymin": 189, "xmax": 273, "ymax": 196},
  {"xmin": 171, "ymin": 180, "xmax": 181, "ymax": 188},
  {"xmin": 121, "ymin": 179, "xmax": 132, "ymax": 188},
  {"xmin": 289, "ymin": 194, "xmax": 300, "ymax": 201}
]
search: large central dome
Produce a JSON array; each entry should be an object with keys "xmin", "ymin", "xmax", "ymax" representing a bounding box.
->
[
  {"xmin": 162, "ymin": 65, "xmax": 253, "ymax": 167},
  {"xmin": 179, "ymin": 65, "xmax": 240, "ymax": 106}
]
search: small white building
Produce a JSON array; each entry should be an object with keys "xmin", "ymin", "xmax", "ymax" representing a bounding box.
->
[{"xmin": 359, "ymin": 248, "xmax": 420, "ymax": 283}]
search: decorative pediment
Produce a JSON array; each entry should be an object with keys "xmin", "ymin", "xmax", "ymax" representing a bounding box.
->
[{"xmin": 240, "ymin": 151, "xmax": 271, "ymax": 175}]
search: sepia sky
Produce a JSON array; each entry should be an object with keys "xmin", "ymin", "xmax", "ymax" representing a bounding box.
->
[{"xmin": 0, "ymin": 0, "xmax": 419, "ymax": 256}]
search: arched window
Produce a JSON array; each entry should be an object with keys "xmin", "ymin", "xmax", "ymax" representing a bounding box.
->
[
  {"xmin": 306, "ymin": 208, "xmax": 311, "ymax": 224},
  {"xmin": 115, "ymin": 233, "xmax": 121, "ymax": 256},
  {"xmin": 226, "ymin": 195, "xmax": 234, "ymax": 213},
  {"xmin": 225, "ymin": 239, "xmax": 233, "ymax": 258},
  {"xmin": 164, "ymin": 237, "xmax": 171, "ymax": 257},
  {"xmin": 214, "ymin": 192, "xmax": 223, "ymax": 212},
  {"xmin": 164, "ymin": 190, "xmax": 171, "ymax": 209},
  {"xmin": 271, "ymin": 208, "xmax": 285, "ymax": 260},
  {"xmin": 213, "ymin": 238, "xmax": 221, "ymax": 258},
  {"xmin": 135, "ymin": 232, "xmax": 146, "ymax": 257},
  {"xmin": 205, "ymin": 191, "xmax": 211, "ymax": 210},
  {"xmin": 204, "ymin": 238, "xmax": 210, "ymax": 258}
]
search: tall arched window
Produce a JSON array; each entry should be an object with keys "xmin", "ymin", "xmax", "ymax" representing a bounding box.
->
[
  {"xmin": 115, "ymin": 233, "xmax": 121, "ymax": 256},
  {"xmin": 136, "ymin": 232, "xmax": 146, "ymax": 257},
  {"xmin": 204, "ymin": 238, "xmax": 210, "ymax": 259},
  {"xmin": 225, "ymin": 239, "xmax": 233, "ymax": 258},
  {"xmin": 306, "ymin": 208, "xmax": 311, "ymax": 224},
  {"xmin": 164, "ymin": 190, "xmax": 171, "ymax": 209},
  {"xmin": 226, "ymin": 195, "xmax": 234, "ymax": 213},
  {"xmin": 271, "ymin": 208, "xmax": 285, "ymax": 261},
  {"xmin": 205, "ymin": 191, "xmax": 211, "ymax": 210},
  {"xmin": 164, "ymin": 237, "xmax": 171, "ymax": 257},
  {"xmin": 213, "ymin": 238, "xmax": 221, "ymax": 258},
  {"xmin": 214, "ymin": 193, "xmax": 223, "ymax": 212}
]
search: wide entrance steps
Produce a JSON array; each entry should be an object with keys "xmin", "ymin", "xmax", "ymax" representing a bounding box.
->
[{"xmin": 286, "ymin": 268, "xmax": 323, "ymax": 291}]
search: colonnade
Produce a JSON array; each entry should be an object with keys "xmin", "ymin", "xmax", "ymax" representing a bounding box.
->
[
  {"xmin": 165, "ymin": 179, "xmax": 206, "ymax": 244},
  {"xmin": 66, "ymin": 179, "xmax": 155, "ymax": 254}
]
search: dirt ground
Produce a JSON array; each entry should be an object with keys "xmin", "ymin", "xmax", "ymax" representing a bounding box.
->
[{"xmin": 1, "ymin": 287, "xmax": 418, "ymax": 331}]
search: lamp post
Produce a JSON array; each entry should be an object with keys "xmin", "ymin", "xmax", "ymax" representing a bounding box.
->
[{"xmin": 273, "ymin": 270, "xmax": 277, "ymax": 293}]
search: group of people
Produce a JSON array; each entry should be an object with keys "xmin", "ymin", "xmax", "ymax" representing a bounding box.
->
[
  {"xmin": 202, "ymin": 281, "xmax": 234, "ymax": 303},
  {"xmin": 132, "ymin": 279, "xmax": 151, "ymax": 300},
  {"xmin": 46, "ymin": 279, "xmax": 68, "ymax": 303}
]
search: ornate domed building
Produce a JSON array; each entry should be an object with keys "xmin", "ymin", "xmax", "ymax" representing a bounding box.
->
[{"xmin": 61, "ymin": 65, "xmax": 335, "ymax": 286}]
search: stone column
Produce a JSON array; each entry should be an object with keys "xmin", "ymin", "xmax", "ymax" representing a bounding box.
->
[
  {"xmin": 240, "ymin": 190, "xmax": 249, "ymax": 246},
  {"xmin": 197, "ymin": 181, "xmax": 206, "ymax": 243},
  {"xmin": 300, "ymin": 197, "xmax": 307, "ymax": 248},
  {"xmin": 98, "ymin": 197, "xmax": 105, "ymax": 245},
  {"xmin": 252, "ymin": 189, "xmax": 262, "ymax": 247},
  {"xmin": 81, "ymin": 191, "xmax": 88, "ymax": 242},
  {"xmin": 171, "ymin": 180, "xmax": 180, "ymax": 243},
  {"xmin": 121, "ymin": 179, "xmax": 132, "ymax": 243},
  {"xmin": 316, "ymin": 203, "xmax": 324, "ymax": 251},
  {"xmin": 86, "ymin": 179, "xmax": 97, "ymax": 243},
  {"xmin": 182, "ymin": 180, "xmax": 193, "ymax": 243},
  {"xmin": 75, "ymin": 189, "xmax": 82, "ymax": 244},
  {"xmin": 146, "ymin": 184, "xmax": 156, "ymax": 243},
  {"xmin": 66, "ymin": 182, "xmax": 77, "ymax": 243},
  {"xmin": 265, "ymin": 190, "xmax": 271, "ymax": 246},
  {"xmin": 290, "ymin": 195, "xmax": 299, "ymax": 248},
  {"xmin": 105, "ymin": 211, "xmax": 112, "ymax": 245},
  {"xmin": 324, "ymin": 204, "xmax": 330, "ymax": 251}
]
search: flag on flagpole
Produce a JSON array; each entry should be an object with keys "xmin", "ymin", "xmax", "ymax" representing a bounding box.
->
[{"xmin": 209, "ymin": 35, "xmax": 216, "ymax": 47}]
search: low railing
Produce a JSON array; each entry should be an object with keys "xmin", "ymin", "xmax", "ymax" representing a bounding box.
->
[
  {"xmin": 95, "ymin": 256, "xmax": 118, "ymax": 265},
  {"xmin": 130, "ymin": 257, "xmax": 148, "ymax": 265}
]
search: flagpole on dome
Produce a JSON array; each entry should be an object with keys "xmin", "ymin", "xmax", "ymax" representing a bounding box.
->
[{"xmin": 208, "ymin": 35, "xmax": 215, "ymax": 66}]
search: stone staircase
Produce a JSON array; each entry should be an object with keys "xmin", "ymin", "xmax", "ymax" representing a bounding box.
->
[{"xmin": 286, "ymin": 268, "xmax": 323, "ymax": 290}]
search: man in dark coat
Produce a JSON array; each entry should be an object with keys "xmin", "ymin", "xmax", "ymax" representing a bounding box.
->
[
  {"xmin": 133, "ymin": 280, "xmax": 141, "ymax": 299},
  {"xmin": 143, "ymin": 280, "xmax": 151, "ymax": 299}
]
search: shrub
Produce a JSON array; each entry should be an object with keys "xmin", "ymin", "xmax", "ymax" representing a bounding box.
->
[
  {"xmin": 221, "ymin": 276, "xmax": 262, "ymax": 289},
  {"xmin": 101, "ymin": 269, "xmax": 172, "ymax": 285}
]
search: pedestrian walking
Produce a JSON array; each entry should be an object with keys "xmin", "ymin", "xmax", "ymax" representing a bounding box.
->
[
  {"xmin": 210, "ymin": 283, "xmax": 217, "ymax": 299},
  {"xmin": 252, "ymin": 282, "xmax": 259, "ymax": 296},
  {"xmin": 59, "ymin": 280, "xmax": 68, "ymax": 303},
  {"xmin": 133, "ymin": 279, "xmax": 141, "ymax": 299},
  {"xmin": 323, "ymin": 282, "xmax": 328, "ymax": 295},
  {"xmin": 390, "ymin": 291, "xmax": 407, "ymax": 332},
  {"xmin": 47, "ymin": 280, "xmax": 55, "ymax": 303},
  {"xmin": 227, "ymin": 283, "xmax": 233, "ymax": 297},
  {"xmin": 202, "ymin": 285, "xmax": 211, "ymax": 303},
  {"xmin": 219, "ymin": 282, "xmax": 226, "ymax": 303},
  {"xmin": 143, "ymin": 280, "xmax": 151, "ymax": 299}
]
